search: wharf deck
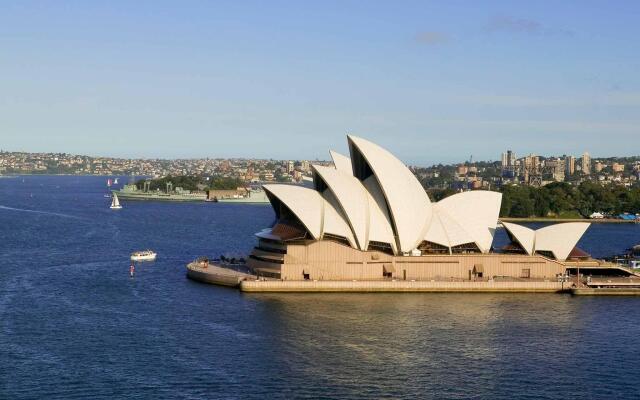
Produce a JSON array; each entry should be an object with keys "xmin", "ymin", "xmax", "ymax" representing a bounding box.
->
[
  {"xmin": 185, "ymin": 262, "xmax": 569, "ymax": 293},
  {"xmin": 571, "ymin": 287, "xmax": 640, "ymax": 296},
  {"xmin": 186, "ymin": 262, "xmax": 256, "ymax": 287}
]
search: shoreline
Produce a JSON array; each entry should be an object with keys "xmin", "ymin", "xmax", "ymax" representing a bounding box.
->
[
  {"xmin": 187, "ymin": 262, "xmax": 640, "ymax": 295},
  {"xmin": 4, "ymin": 176, "xmax": 638, "ymax": 222},
  {"xmin": 239, "ymin": 280, "xmax": 567, "ymax": 293},
  {"xmin": 500, "ymin": 217, "xmax": 637, "ymax": 224},
  {"xmin": 186, "ymin": 262, "xmax": 570, "ymax": 293}
]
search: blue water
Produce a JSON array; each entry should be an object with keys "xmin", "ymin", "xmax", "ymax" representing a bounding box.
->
[{"xmin": 2, "ymin": 176, "xmax": 640, "ymax": 399}]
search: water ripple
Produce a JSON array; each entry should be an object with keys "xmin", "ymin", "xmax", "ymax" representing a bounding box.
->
[{"xmin": 2, "ymin": 176, "xmax": 640, "ymax": 399}]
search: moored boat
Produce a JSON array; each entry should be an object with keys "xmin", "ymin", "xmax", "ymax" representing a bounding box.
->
[{"xmin": 131, "ymin": 250, "xmax": 157, "ymax": 262}]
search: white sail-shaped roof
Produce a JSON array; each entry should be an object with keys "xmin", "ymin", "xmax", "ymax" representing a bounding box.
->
[
  {"xmin": 534, "ymin": 222, "xmax": 590, "ymax": 261},
  {"xmin": 261, "ymin": 136, "xmax": 512, "ymax": 258},
  {"xmin": 348, "ymin": 135, "xmax": 432, "ymax": 253},
  {"xmin": 502, "ymin": 222, "xmax": 590, "ymax": 261},
  {"xmin": 431, "ymin": 205, "xmax": 475, "ymax": 248},
  {"xmin": 362, "ymin": 175, "xmax": 397, "ymax": 253},
  {"xmin": 321, "ymin": 190, "xmax": 357, "ymax": 247},
  {"xmin": 436, "ymin": 191, "xmax": 502, "ymax": 253},
  {"xmin": 424, "ymin": 210, "xmax": 450, "ymax": 248},
  {"xmin": 263, "ymin": 184, "xmax": 324, "ymax": 239},
  {"xmin": 329, "ymin": 150, "xmax": 353, "ymax": 175},
  {"xmin": 312, "ymin": 165, "xmax": 369, "ymax": 249},
  {"xmin": 502, "ymin": 222, "xmax": 535, "ymax": 255}
]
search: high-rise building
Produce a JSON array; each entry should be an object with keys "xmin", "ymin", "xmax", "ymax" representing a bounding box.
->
[
  {"xmin": 545, "ymin": 158, "xmax": 565, "ymax": 182},
  {"xmin": 287, "ymin": 160, "xmax": 295, "ymax": 173},
  {"xmin": 565, "ymin": 155, "xmax": 575, "ymax": 175},
  {"xmin": 582, "ymin": 152, "xmax": 591, "ymax": 175},
  {"xmin": 300, "ymin": 160, "xmax": 310, "ymax": 172},
  {"xmin": 523, "ymin": 154, "xmax": 540, "ymax": 172},
  {"xmin": 501, "ymin": 150, "xmax": 516, "ymax": 167}
]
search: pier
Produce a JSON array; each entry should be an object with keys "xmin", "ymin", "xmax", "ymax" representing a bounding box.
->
[
  {"xmin": 185, "ymin": 261, "xmax": 569, "ymax": 293},
  {"xmin": 570, "ymin": 275, "xmax": 640, "ymax": 295},
  {"xmin": 185, "ymin": 259, "xmax": 640, "ymax": 295},
  {"xmin": 186, "ymin": 261, "xmax": 255, "ymax": 287}
]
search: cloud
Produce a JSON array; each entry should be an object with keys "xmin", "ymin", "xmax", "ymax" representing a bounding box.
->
[
  {"xmin": 414, "ymin": 31, "xmax": 450, "ymax": 45},
  {"xmin": 485, "ymin": 16, "xmax": 573, "ymax": 36}
]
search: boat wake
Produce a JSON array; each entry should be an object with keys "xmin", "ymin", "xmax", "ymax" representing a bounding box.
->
[{"xmin": 0, "ymin": 205, "xmax": 84, "ymax": 220}]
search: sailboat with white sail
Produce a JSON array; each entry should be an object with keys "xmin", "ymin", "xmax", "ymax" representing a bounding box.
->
[{"xmin": 110, "ymin": 193, "xmax": 123, "ymax": 209}]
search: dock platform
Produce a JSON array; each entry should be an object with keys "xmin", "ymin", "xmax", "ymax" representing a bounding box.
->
[
  {"xmin": 186, "ymin": 261, "xmax": 256, "ymax": 287},
  {"xmin": 570, "ymin": 276, "xmax": 640, "ymax": 295},
  {"xmin": 185, "ymin": 263, "xmax": 569, "ymax": 292},
  {"xmin": 186, "ymin": 261, "xmax": 640, "ymax": 294},
  {"xmin": 571, "ymin": 288, "xmax": 640, "ymax": 296}
]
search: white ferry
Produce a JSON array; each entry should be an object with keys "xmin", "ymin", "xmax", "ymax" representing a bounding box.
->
[{"xmin": 131, "ymin": 250, "xmax": 157, "ymax": 262}]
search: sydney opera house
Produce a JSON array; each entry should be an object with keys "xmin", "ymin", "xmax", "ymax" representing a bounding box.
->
[{"xmin": 247, "ymin": 136, "xmax": 591, "ymax": 282}]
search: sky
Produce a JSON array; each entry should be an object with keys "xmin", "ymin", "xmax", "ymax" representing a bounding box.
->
[{"xmin": 1, "ymin": 0, "xmax": 639, "ymax": 165}]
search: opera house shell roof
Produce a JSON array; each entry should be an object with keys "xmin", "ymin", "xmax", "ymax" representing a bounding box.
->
[
  {"xmin": 260, "ymin": 135, "xmax": 589, "ymax": 261},
  {"xmin": 502, "ymin": 222, "xmax": 590, "ymax": 261}
]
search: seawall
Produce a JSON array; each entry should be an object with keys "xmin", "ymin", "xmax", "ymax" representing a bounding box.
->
[
  {"xmin": 571, "ymin": 287, "xmax": 640, "ymax": 296},
  {"xmin": 239, "ymin": 280, "xmax": 566, "ymax": 293},
  {"xmin": 500, "ymin": 217, "xmax": 636, "ymax": 223}
]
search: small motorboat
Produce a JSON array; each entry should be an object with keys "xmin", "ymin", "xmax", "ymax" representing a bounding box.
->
[
  {"xmin": 110, "ymin": 193, "xmax": 122, "ymax": 209},
  {"xmin": 131, "ymin": 250, "xmax": 157, "ymax": 262}
]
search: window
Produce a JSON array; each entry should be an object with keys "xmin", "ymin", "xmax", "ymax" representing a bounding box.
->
[
  {"xmin": 367, "ymin": 241, "xmax": 394, "ymax": 255},
  {"xmin": 417, "ymin": 241, "xmax": 449, "ymax": 254},
  {"xmin": 535, "ymin": 250, "xmax": 555, "ymax": 260},
  {"xmin": 323, "ymin": 233, "xmax": 351, "ymax": 247},
  {"xmin": 451, "ymin": 242, "xmax": 481, "ymax": 254}
]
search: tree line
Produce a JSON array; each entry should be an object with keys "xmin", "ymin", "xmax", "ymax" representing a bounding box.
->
[{"xmin": 428, "ymin": 182, "xmax": 640, "ymax": 218}]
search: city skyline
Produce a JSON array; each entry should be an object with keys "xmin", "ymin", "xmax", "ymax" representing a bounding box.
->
[
  {"xmin": 2, "ymin": 1, "xmax": 640, "ymax": 163},
  {"xmin": 4, "ymin": 145, "xmax": 637, "ymax": 165}
]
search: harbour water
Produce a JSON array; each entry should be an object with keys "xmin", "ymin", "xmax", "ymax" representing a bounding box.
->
[{"xmin": 2, "ymin": 176, "xmax": 640, "ymax": 399}]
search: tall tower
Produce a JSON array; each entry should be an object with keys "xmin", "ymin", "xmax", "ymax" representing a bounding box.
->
[
  {"xmin": 565, "ymin": 155, "xmax": 575, "ymax": 175},
  {"xmin": 582, "ymin": 152, "xmax": 591, "ymax": 175}
]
